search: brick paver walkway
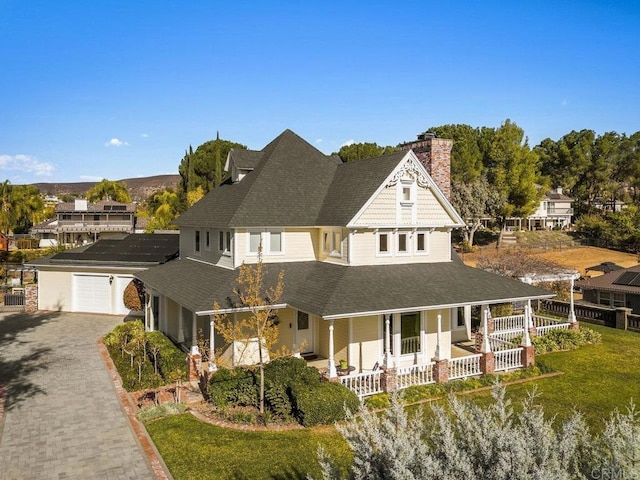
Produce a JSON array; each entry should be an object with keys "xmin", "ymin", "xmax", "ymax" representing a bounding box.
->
[{"xmin": 0, "ymin": 311, "xmax": 155, "ymax": 479}]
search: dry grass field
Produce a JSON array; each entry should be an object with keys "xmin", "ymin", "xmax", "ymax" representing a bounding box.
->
[{"xmin": 461, "ymin": 245, "xmax": 638, "ymax": 276}]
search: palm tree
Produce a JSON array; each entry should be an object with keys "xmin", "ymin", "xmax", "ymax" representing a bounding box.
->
[{"xmin": 86, "ymin": 179, "xmax": 131, "ymax": 203}]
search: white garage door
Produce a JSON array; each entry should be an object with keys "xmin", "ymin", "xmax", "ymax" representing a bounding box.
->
[{"xmin": 73, "ymin": 274, "xmax": 111, "ymax": 314}]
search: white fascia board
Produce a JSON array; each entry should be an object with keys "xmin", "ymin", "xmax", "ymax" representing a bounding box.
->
[
  {"xmin": 196, "ymin": 303, "xmax": 288, "ymax": 317},
  {"xmin": 320, "ymin": 294, "xmax": 556, "ymax": 320}
]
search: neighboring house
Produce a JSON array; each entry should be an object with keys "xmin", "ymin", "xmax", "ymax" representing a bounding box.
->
[
  {"xmin": 526, "ymin": 187, "xmax": 574, "ymax": 230},
  {"xmin": 31, "ymin": 199, "xmax": 138, "ymax": 247},
  {"xmin": 592, "ymin": 198, "xmax": 625, "ymax": 213},
  {"xmin": 577, "ymin": 265, "xmax": 640, "ymax": 314},
  {"xmin": 29, "ymin": 234, "xmax": 178, "ymax": 315},
  {"xmin": 136, "ymin": 130, "xmax": 553, "ymax": 389}
]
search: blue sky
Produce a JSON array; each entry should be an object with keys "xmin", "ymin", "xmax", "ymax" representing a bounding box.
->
[{"xmin": 1, "ymin": 1, "xmax": 638, "ymax": 184}]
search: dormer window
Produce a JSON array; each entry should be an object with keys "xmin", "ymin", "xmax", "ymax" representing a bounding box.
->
[{"xmin": 248, "ymin": 230, "xmax": 284, "ymax": 255}]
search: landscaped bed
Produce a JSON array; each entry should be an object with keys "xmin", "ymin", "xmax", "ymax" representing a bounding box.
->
[{"xmin": 143, "ymin": 323, "xmax": 640, "ymax": 479}]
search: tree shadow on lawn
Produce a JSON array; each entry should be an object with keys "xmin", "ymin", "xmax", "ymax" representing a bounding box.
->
[
  {"xmin": 271, "ymin": 466, "xmax": 310, "ymax": 480},
  {"xmin": 0, "ymin": 311, "xmax": 61, "ymax": 412}
]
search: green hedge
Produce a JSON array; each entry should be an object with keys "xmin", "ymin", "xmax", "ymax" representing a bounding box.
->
[
  {"xmin": 207, "ymin": 367, "xmax": 258, "ymax": 408},
  {"xmin": 207, "ymin": 357, "xmax": 356, "ymax": 426},
  {"xmin": 104, "ymin": 320, "xmax": 186, "ymax": 391},
  {"xmin": 291, "ymin": 382, "xmax": 360, "ymax": 427}
]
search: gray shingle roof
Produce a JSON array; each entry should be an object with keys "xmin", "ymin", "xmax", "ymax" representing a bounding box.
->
[
  {"xmin": 29, "ymin": 234, "xmax": 179, "ymax": 267},
  {"xmin": 228, "ymin": 149, "xmax": 263, "ymax": 169},
  {"xmin": 316, "ymin": 151, "xmax": 408, "ymax": 226},
  {"xmin": 577, "ymin": 264, "xmax": 640, "ymax": 295},
  {"xmin": 56, "ymin": 200, "xmax": 136, "ymax": 213},
  {"xmin": 176, "ymin": 130, "xmax": 342, "ymax": 228},
  {"xmin": 136, "ymin": 255, "xmax": 553, "ymax": 318}
]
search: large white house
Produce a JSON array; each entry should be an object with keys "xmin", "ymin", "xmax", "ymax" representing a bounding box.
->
[{"xmin": 136, "ymin": 130, "xmax": 554, "ymax": 394}]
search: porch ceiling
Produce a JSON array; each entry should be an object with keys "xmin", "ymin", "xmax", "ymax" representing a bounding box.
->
[{"xmin": 136, "ymin": 254, "xmax": 553, "ymax": 319}]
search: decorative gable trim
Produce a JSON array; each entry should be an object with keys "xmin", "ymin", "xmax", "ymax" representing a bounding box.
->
[{"xmin": 347, "ymin": 151, "xmax": 466, "ymax": 228}]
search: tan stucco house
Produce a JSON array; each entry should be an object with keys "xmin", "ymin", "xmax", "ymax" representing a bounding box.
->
[{"xmin": 136, "ymin": 130, "xmax": 554, "ymax": 395}]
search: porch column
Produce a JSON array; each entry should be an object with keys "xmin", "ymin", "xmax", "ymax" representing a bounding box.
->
[
  {"xmin": 178, "ymin": 307, "xmax": 185, "ymax": 343},
  {"xmin": 145, "ymin": 294, "xmax": 151, "ymax": 331},
  {"xmin": 328, "ymin": 319, "xmax": 337, "ymax": 378},
  {"xmin": 480, "ymin": 308, "xmax": 492, "ymax": 354},
  {"xmin": 568, "ymin": 277, "xmax": 577, "ymax": 324},
  {"xmin": 384, "ymin": 314, "xmax": 391, "ymax": 368},
  {"xmin": 522, "ymin": 304, "xmax": 532, "ymax": 347},
  {"xmin": 434, "ymin": 312, "xmax": 443, "ymax": 360},
  {"xmin": 209, "ymin": 317, "xmax": 217, "ymax": 372},
  {"xmin": 149, "ymin": 295, "xmax": 155, "ymax": 332},
  {"xmin": 191, "ymin": 314, "xmax": 199, "ymax": 355}
]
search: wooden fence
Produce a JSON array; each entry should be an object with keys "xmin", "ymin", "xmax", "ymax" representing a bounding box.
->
[{"xmin": 539, "ymin": 299, "xmax": 616, "ymax": 328}]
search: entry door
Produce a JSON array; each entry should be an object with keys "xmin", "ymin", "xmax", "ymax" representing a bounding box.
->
[{"xmin": 296, "ymin": 311, "xmax": 314, "ymax": 353}]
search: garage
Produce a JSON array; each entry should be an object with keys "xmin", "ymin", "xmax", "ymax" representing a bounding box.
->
[
  {"xmin": 29, "ymin": 233, "xmax": 179, "ymax": 315},
  {"xmin": 72, "ymin": 274, "xmax": 111, "ymax": 313}
]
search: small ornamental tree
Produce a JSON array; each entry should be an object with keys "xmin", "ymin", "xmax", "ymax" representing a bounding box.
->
[{"xmin": 214, "ymin": 252, "xmax": 286, "ymax": 415}]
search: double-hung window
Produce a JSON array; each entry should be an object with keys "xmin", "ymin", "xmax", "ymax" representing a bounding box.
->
[
  {"xmin": 218, "ymin": 230, "xmax": 232, "ymax": 256},
  {"xmin": 377, "ymin": 231, "xmax": 391, "ymax": 256},
  {"xmin": 195, "ymin": 230, "xmax": 201, "ymax": 253}
]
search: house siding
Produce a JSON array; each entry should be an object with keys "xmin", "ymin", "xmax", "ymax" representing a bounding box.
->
[
  {"xmin": 38, "ymin": 270, "xmax": 73, "ymax": 311},
  {"xmin": 349, "ymin": 229, "xmax": 451, "ymax": 265},
  {"xmin": 235, "ymin": 228, "xmax": 317, "ymax": 266},
  {"xmin": 349, "ymin": 316, "xmax": 381, "ymax": 372},
  {"xmin": 354, "ymin": 187, "xmax": 397, "ymax": 226},
  {"xmin": 416, "ymin": 188, "xmax": 454, "ymax": 223},
  {"xmin": 425, "ymin": 309, "xmax": 451, "ymax": 360}
]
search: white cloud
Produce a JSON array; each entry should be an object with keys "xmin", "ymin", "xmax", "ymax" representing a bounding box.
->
[
  {"xmin": 340, "ymin": 139, "xmax": 355, "ymax": 148},
  {"xmin": 140, "ymin": 133, "xmax": 149, "ymax": 138},
  {"xmin": 561, "ymin": 99, "xmax": 568, "ymax": 107},
  {"xmin": 0, "ymin": 154, "xmax": 55, "ymax": 176},
  {"xmin": 105, "ymin": 137, "xmax": 129, "ymax": 147},
  {"xmin": 79, "ymin": 175, "xmax": 104, "ymax": 181},
  {"xmin": 315, "ymin": 138, "xmax": 323, "ymax": 144}
]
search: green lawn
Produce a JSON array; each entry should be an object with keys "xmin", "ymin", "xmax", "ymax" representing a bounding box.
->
[{"xmin": 145, "ymin": 323, "xmax": 640, "ymax": 479}]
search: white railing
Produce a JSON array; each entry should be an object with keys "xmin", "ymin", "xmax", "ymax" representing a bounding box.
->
[
  {"xmin": 340, "ymin": 371, "xmax": 382, "ymax": 398},
  {"xmin": 533, "ymin": 314, "xmax": 571, "ymax": 335},
  {"xmin": 401, "ymin": 336, "xmax": 421, "ymax": 355},
  {"xmin": 397, "ymin": 363, "xmax": 435, "ymax": 389},
  {"xmin": 488, "ymin": 334, "xmax": 517, "ymax": 351},
  {"xmin": 449, "ymin": 354, "xmax": 482, "ymax": 380},
  {"xmin": 493, "ymin": 314, "xmax": 526, "ymax": 332},
  {"xmin": 495, "ymin": 347, "xmax": 524, "ymax": 372}
]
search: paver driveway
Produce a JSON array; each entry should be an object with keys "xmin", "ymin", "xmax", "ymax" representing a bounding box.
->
[{"xmin": 0, "ymin": 311, "xmax": 155, "ymax": 479}]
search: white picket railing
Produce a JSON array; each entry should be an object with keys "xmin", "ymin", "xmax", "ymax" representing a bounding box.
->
[
  {"xmin": 397, "ymin": 363, "xmax": 435, "ymax": 389},
  {"xmin": 533, "ymin": 314, "xmax": 571, "ymax": 335},
  {"xmin": 494, "ymin": 347, "xmax": 524, "ymax": 372},
  {"xmin": 449, "ymin": 354, "xmax": 482, "ymax": 380},
  {"xmin": 493, "ymin": 314, "xmax": 526, "ymax": 332},
  {"xmin": 488, "ymin": 334, "xmax": 517, "ymax": 351},
  {"xmin": 340, "ymin": 370, "xmax": 382, "ymax": 398}
]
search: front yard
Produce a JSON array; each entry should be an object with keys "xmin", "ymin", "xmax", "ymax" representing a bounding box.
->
[{"xmin": 145, "ymin": 323, "xmax": 640, "ymax": 479}]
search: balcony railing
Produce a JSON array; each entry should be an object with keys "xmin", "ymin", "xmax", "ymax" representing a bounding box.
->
[
  {"xmin": 449, "ymin": 354, "xmax": 482, "ymax": 380},
  {"xmin": 397, "ymin": 363, "xmax": 434, "ymax": 389},
  {"xmin": 494, "ymin": 347, "xmax": 523, "ymax": 372},
  {"xmin": 340, "ymin": 371, "xmax": 382, "ymax": 399}
]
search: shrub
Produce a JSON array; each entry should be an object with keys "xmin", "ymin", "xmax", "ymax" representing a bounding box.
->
[
  {"xmin": 263, "ymin": 356, "xmax": 322, "ymax": 388},
  {"xmin": 291, "ymin": 382, "xmax": 360, "ymax": 427},
  {"xmin": 490, "ymin": 303, "xmax": 513, "ymax": 317},
  {"xmin": 123, "ymin": 279, "xmax": 145, "ymax": 311},
  {"xmin": 104, "ymin": 321, "xmax": 185, "ymax": 391},
  {"xmin": 264, "ymin": 380, "xmax": 293, "ymax": 420},
  {"xmin": 208, "ymin": 367, "xmax": 257, "ymax": 408},
  {"xmin": 532, "ymin": 327, "xmax": 601, "ymax": 354},
  {"xmin": 146, "ymin": 331, "xmax": 186, "ymax": 381}
]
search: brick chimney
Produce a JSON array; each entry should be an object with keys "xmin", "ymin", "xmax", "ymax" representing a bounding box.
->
[{"xmin": 400, "ymin": 132, "xmax": 452, "ymax": 199}]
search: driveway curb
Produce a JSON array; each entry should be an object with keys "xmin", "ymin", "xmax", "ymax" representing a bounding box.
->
[{"xmin": 97, "ymin": 338, "xmax": 173, "ymax": 480}]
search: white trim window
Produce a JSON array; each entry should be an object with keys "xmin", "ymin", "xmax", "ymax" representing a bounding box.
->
[
  {"xmin": 377, "ymin": 230, "xmax": 391, "ymax": 256},
  {"xmin": 396, "ymin": 231, "xmax": 410, "ymax": 255},
  {"xmin": 268, "ymin": 231, "xmax": 283, "ymax": 254},
  {"xmin": 218, "ymin": 230, "xmax": 232, "ymax": 256},
  {"xmin": 415, "ymin": 231, "xmax": 429, "ymax": 255},
  {"xmin": 195, "ymin": 230, "xmax": 201, "ymax": 254},
  {"xmin": 399, "ymin": 179, "xmax": 415, "ymax": 206},
  {"xmin": 247, "ymin": 230, "xmax": 285, "ymax": 256}
]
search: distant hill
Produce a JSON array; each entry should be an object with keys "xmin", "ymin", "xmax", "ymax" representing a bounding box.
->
[{"xmin": 31, "ymin": 174, "xmax": 181, "ymax": 203}]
